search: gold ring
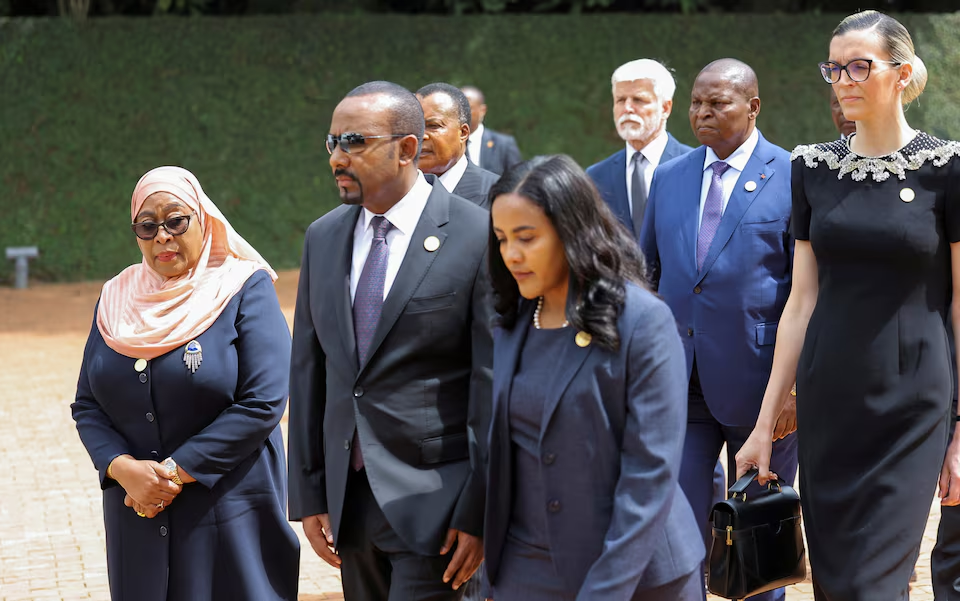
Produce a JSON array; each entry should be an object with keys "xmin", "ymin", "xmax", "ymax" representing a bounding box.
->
[{"xmin": 136, "ymin": 511, "xmax": 146, "ymax": 518}]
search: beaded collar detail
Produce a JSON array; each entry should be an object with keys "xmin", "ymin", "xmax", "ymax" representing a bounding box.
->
[{"xmin": 790, "ymin": 132, "xmax": 960, "ymax": 183}]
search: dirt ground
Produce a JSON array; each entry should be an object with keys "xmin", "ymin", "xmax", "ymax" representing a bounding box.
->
[{"xmin": 0, "ymin": 271, "xmax": 943, "ymax": 600}]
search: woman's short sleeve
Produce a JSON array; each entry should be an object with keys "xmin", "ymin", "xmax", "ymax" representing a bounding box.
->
[
  {"xmin": 790, "ymin": 156, "xmax": 811, "ymax": 241},
  {"xmin": 947, "ymin": 156, "xmax": 960, "ymax": 244}
]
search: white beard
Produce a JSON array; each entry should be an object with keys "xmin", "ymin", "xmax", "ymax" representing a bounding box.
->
[{"xmin": 616, "ymin": 113, "xmax": 663, "ymax": 143}]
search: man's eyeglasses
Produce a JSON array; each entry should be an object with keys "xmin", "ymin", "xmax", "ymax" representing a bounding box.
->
[
  {"xmin": 131, "ymin": 213, "xmax": 195, "ymax": 240},
  {"xmin": 326, "ymin": 132, "xmax": 411, "ymax": 155},
  {"xmin": 818, "ymin": 59, "xmax": 902, "ymax": 84}
]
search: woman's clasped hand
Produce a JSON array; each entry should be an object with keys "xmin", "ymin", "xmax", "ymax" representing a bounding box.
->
[{"xmin": 110, "ymin": 455, "xmax": 182, "ymax": 518}]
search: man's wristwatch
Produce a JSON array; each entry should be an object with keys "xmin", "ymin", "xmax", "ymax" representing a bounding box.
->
[{"xmin": 163, "ymin": 457, "xmax": 184, "ymax": 486}]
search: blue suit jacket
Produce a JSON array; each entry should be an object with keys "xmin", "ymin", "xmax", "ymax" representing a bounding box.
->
[
  {"xmin": 639, "ymin": 132, "xmax": 793, "ymax": 427},
  {"xmin": 484, "ymin": 284, "xmax": 703, "ymax": 599},
  {"xmin": 586, "ymin": 133, "xmax": 692, "ymax": 234}
]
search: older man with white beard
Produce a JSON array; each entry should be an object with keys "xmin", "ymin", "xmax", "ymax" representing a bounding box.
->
[{"xmin": 587, "ymin": 58, "xmax": 692, "ymax": 239}]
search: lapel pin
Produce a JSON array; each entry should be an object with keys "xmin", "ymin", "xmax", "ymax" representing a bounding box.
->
[
  {"xmin": 423, "ymin": 235, "xmax": 441, "ymax": 252},
  {"xmin": 575, "ymin": 331, "xmax": 592, "ymax": 348},
  {"xmin": 183, "ymin": 340, "xmax": 203, "ymax": 374},
  {"xmin": 487, "ymin": 140, "xmax": 494, "ymax": 148},
  {"xmin": 900, "ymin": 188, "xmax": 915, "ymax": 203},
  {"xmin": 744, "ymin": 181, "xmax": 758, "ymax": 192},
  {"xmin": 760, "ymin": 174, "xmax": 766, "ymax": 180},
  {"xmin": 134, "ymin": 358, "xmax": 147, "ymax": 372}
]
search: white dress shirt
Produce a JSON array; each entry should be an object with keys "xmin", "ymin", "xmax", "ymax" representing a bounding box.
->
[
  {"xmin": 625, "ymin": 130, "xmax": 669, "ymax": 219},
  {"xmin": 438, "ymin": 154, "xmax": 470, "ymax": 193},
  {"xmin": 467, "ymin": 123, "xmax": 485, "ymax": 167},
  {"xmin": 698, "ymin": 127, "xmax": 760, "ymax": 229},
  {"xmin": 350, "ymin": 172, "xmax": 433, "ymax": 302}
]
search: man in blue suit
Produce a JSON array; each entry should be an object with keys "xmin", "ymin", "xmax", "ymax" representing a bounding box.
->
[
  {"xmin": 587, "ymin": 58, "xmax": 692, "ymax": 240},
  {"xmin": 640, "ymin": 59, "xmax": 799, "ymax": 601}
]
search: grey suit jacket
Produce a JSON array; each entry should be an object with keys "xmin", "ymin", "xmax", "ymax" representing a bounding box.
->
[
  {"xmin": 453, "ymin": 161, "xmax": 500, "ymax": 209},
  {"xmin": 484, "ymin": 284, "xmax": 703, "ymax": 598},
  {"xmin": 474, "ymin": 127, "xmax": 522, "ymax": 176},
  {"xmin": 287, "ymin": 177, "xmax": 494, "ymax": 555}
]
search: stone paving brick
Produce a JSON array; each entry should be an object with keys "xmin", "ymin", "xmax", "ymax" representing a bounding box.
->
[{"xmin": 0, "ymin": 273, "xmax": 947, "ymax": 601}]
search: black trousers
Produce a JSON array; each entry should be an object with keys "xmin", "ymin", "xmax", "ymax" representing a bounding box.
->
[{"xmin": 338, "ymin": 469, "xmax": 464, "ymax": 601}]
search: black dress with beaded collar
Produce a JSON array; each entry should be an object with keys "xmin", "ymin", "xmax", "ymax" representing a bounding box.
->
[{"xmin": 791, "ymin": 131, "xmax": 960, "ymax": 600}]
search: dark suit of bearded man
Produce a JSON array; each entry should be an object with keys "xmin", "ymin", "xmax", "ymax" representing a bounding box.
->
[{"xmin": 288, "ymin": 81, "xmax": 493, "ymax": 601}]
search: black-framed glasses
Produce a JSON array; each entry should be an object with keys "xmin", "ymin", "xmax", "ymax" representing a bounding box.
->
[
  {"xmin": 131, "ymin": 213, "xmax": 196, "ymax": 240},
  {"xmin": 325, "ymin": 132, "xmax": 411, "ymax": 155},
  {"xmin": 818, "ymin": 58, "xmax": 902, "ymax": 84}
]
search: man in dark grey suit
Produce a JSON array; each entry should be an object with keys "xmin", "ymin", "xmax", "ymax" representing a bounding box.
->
[
  {"xmin": 586, "ymin": 58, "xmax": 692, "ymax": 239},
  {"xmin": 287, "ymin": 81, "xmax": 492, "ymax": 600},
  {"xmin": 416, "ymin": 83, "xmax": 500, "ymax": 209},
  {"xmin": 461, "ymin": 85, "xmax": 522, "ymax": 176}
]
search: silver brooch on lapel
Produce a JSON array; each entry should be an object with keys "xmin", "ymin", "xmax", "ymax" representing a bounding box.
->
[{"xmin": 183, "ymin": 340, "xmax": 203, "ymax": 374}]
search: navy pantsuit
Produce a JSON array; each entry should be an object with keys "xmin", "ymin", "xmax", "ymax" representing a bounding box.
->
[
  {"xmin": 640, "ymin": 133, "xmax": 798, "ymax": 601},
  {"xmin": 484, "ymin": 285, "xmax": 704, "ymax": 600},
  {"xmin": 72, "ymin": 270, "xmax": 299, "ymax": 601}
]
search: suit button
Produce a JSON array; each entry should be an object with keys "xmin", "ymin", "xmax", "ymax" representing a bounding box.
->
[
  {"xmin": 150, "ymin": 451, "xmax": 159, "ymax": 458},
  {"xmin": 353, "ymin": 387, "xmax": 363, "ymax": 398},
  {"xmin": 344, "ymin": 439, "xmax": 351, "ymax": 450},
  {"xmin": 687, "ymin": 328, "xmax": 694, "ymax": 337},
  {"xmin": 145, "ymin": 412, "xmax": 155, "ymax": 423},
  {"xmin": 159, "ymin": 526, "xmax": 168, "ymax": 537},
  {"xmin": 139, "ymin": 373, "xmax": 148, "ymax": 384},
  {"xmin": 694, "ymin": 286, "xmax": 702, "ymax": 294},
  {"xmin": 548, "ymin": 500, "xmax": 561, "ymax": 513},
  {"xmin": 543, "ymin": 453, "xmax": 556, "ymax": 465}
]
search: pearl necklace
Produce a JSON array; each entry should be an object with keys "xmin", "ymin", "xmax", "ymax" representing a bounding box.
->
[{"xmin": 533, "ymin": 296, "xmax": 569, "ymax": 330}]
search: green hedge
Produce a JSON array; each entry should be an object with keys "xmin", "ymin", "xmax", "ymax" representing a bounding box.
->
[{"xmin": 3, "ymin": 14, "xmax": 959, "ymax": 283}]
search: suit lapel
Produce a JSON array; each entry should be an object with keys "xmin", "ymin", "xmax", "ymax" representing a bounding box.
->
[
  {"xmin": 492, "ymin": 303, "xmax": 532, "ymax": 437},
  {"xmin": 611, "ymin": 150, "xmax": 633, "ymax": 230},
  {"xmin": 333, "ymin": 206, "xmax": 363, "ymax": 367},
  {"xmin": 682, "ymin": 147, "xmax": 708, "ymax": 275},
  {"xmin": 661, "ymin": 134, "xmax": 684, "ymax": 163},
  {"xmin": 481, "ymin": 129, "xmax": 495, "ymax": 170},
  {"xmin": 453, "ymin": 163, "xmax": 478, "ymax": 202},
  {"xmin": 358, "ymin": 182, "xmax": 450, "ymax": 374},
  {"xmin": 697, "ymin": 138, "xmax": 775, "ymax": 282},
  {"xmin": 540, "ymin": 327, "xmax": 594, "ymax": 436}
]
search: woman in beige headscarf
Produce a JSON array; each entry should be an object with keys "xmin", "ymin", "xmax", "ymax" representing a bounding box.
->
[{"xmin": 72, "ymin": 166, "xmax": 299, "ymax": 601}]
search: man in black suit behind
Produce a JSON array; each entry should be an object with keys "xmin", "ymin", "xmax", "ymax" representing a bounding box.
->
[
  {"xmin": 461, "ymin": 85, "xmax": 522, "ymax": 176},
  {"xmin": 288, "ymin": 81, "xmax": 492, "ymax": 600},
  {"xmin": 416, "ymin": 83, "xmax": 500, "ymax": 209}
]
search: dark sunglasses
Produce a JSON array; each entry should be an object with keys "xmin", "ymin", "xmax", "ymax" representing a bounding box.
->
[
  {"xmin": 818, "ymin": 58, "xmax": 902, "ymax": 84},
  {"xmin": 326, "ymin": 132, "xmax": 411, "ymax": 155},
  {"xmin": 131, "ymin": 213, "xmax": 196, "ymax": 240}
]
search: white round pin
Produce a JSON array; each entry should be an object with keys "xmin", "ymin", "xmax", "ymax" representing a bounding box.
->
[
  {"xmin": 744, "ymin": 181, "xmax": 757, "ymax": 192},
  {"xmin": 424, "ymin": 236, "xmax": 441, "ymax": 252},
  {"xmin": 900, "ymin": 188, "xmax": 915, "ymax": 203}
]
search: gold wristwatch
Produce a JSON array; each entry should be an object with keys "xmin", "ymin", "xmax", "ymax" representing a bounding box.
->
[{"xmin": 163, "ymin": 457, "xmax": 184, "ymax": 486}]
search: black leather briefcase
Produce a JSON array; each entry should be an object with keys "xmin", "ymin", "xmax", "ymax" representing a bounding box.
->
[{"xmin": 707, "ymin": 468, "xmax": 806, "ymax": 600}]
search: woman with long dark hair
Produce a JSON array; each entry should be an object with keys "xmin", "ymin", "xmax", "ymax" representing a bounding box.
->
[{"xmin": 483, "ymin": 155, "xmax": 702, "ymax": 600}]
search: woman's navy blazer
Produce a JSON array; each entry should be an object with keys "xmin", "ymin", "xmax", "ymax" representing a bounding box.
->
[
  {"xmin": 72, "ymin": 271, "xmax": 299, "ymax": 600},
  {"xmin": 484, "ymin": 283, "xmax": 704, "ymax": 599}
]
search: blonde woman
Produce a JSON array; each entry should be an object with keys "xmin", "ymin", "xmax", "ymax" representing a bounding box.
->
[{"xmin": 736, "ymin": 11, "xmax": 960, "ymax": 600}]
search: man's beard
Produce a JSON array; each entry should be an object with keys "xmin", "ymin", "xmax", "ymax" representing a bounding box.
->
[
  {"xmin": 335, "ymin": 169, "xmax": 363, "ymax": 205},
  {"xmin": 616, "ymin": 113, "xmax": 662, "ymax": 143}
]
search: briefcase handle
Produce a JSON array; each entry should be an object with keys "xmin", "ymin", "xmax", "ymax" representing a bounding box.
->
[{"xmin": 728, "ymin": 467, "xmax": 785, "ymax": 501}]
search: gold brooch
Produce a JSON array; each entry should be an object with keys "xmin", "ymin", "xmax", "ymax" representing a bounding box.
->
[{"xmin": 575, "ymin": 331, "xmax": 592, "ymax": 348}]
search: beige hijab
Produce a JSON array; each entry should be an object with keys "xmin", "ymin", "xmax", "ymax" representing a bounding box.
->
[{"xmin": 96, "ymin": 166, "xmax": 277, "ymax": 360}]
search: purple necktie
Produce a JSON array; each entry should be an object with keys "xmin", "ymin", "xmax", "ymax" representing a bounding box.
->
[
  {"xmin": 351, "ymin": 215, "xmax": 393, "ymax": 470},
  {"xmin": 697, "ymin": 161, "xmax": 730, "ymax": 270}
]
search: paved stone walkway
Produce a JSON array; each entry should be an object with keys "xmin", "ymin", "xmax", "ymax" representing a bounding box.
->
[{"xmin": 0, "ymin": 272, "xmax": 944, "ymax": 600}]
